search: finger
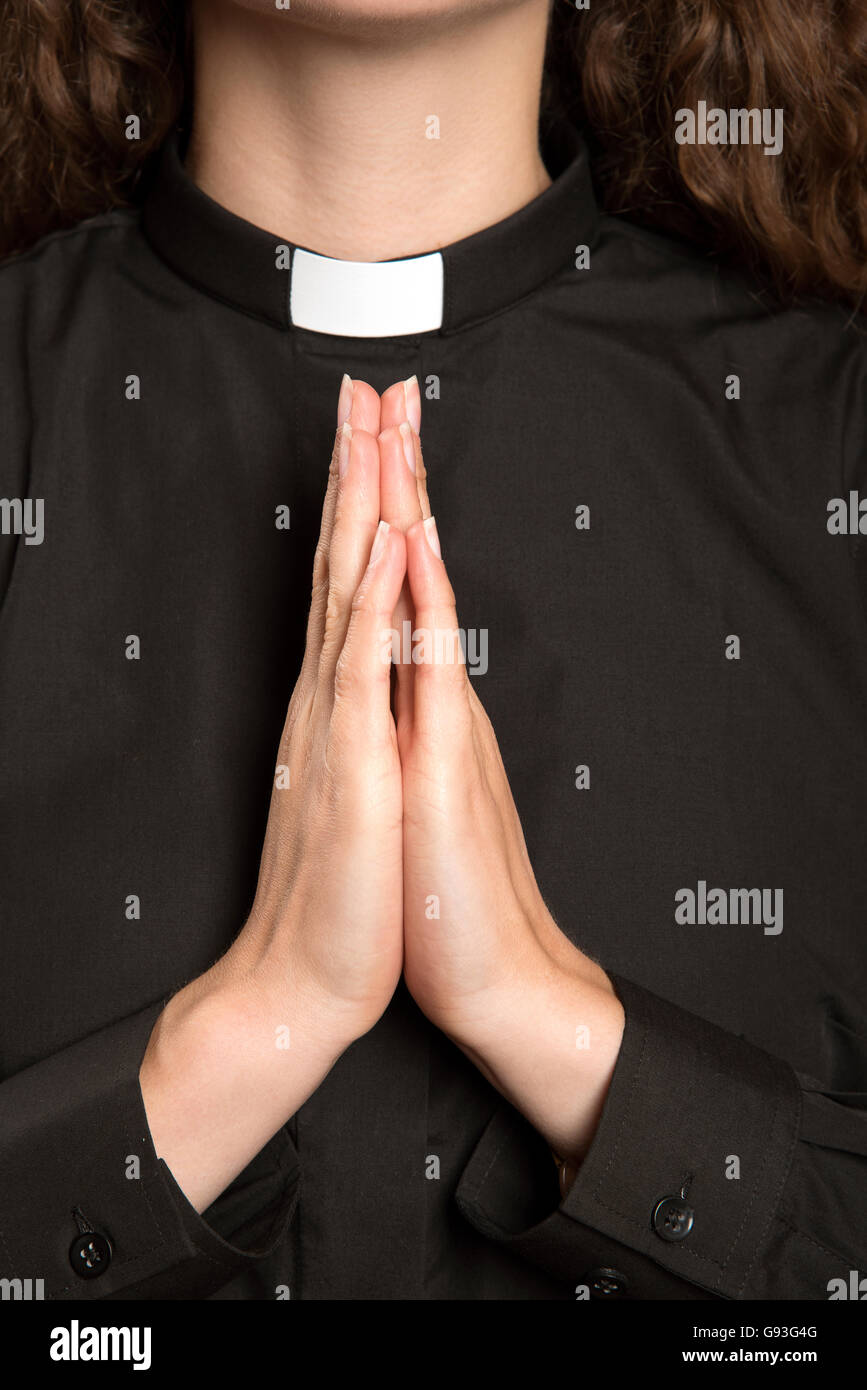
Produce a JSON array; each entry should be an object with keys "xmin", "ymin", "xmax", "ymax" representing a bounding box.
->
[
  {"xmin": 317, "ymin": 426, "xmax": 382, "ymax": 693},
  {"xmin": 381, "ymin": 378, "xmax": 431, "ymax": 521},
  {"xmin": 378, "ymin": 422, "xmax": 428, "ymax": 730},
  {"xmin": 404, "ymin": 516, "xmax": 472, "ymax": 741},
  {"xmin": 331, "ymin": 521, "xmax": 408, "ymax": 742},
  {"xmin": 344, "ymin": 377, "xmax": 381, "ymax": 436},
  {"xmin": 302, "ymin": 377, "xmax": 381, "ymax": 682},
  {"xmin": 380, "ymin": 374, "xmax": 421, "ymax": 433},
  {"xmin": 378, "ymin": 422, "xmax": 426, "ymax": 531}
]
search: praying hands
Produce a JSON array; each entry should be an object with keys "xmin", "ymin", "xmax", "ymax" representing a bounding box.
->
[{"xmin": 140, "ymin": 374, "xmax": 624, "ymax": 1214}]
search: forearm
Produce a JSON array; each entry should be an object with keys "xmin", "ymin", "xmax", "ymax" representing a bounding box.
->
[
  {"xmin": 452, "ymin": 954, "xmax": 625, "ymax": 1164},
  {"xmin": 139, "ymin": 951, "xmax": 353, "ymax": 1214}
]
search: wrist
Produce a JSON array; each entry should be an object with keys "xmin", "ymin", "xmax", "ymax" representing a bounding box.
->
[
  {"xmin": 139, "ymin": 956, "xmax": 354, "ymax": 1213},
  {"xmin": 439, "ymin": 922, "xmax": 615, "ymax": 1057},
  {"xmin": 200, "ymin": 940, "xmax": 365, "ymax": 1064},
  {"xmin": 451, "ymin": 951, "xmax": 625, "ymax": 1164}
]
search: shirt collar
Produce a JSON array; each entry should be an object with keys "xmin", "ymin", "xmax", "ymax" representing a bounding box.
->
[{"xmin": 141, "ymin": 118, "xmax": 599, "ymax": 338}]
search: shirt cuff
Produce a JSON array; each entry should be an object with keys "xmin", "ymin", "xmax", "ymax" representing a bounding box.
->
[
  {"xmin": 454, "ymin": 973, "xmax": 801, "ymax": 1299},
  {"xmin": 0, "ymin": 999, "xmax": 300, "ymax": 1300}
]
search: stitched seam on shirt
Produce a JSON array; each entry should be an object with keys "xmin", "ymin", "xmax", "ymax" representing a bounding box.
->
[
  {"xmin": 591, "ymin": 1017, "xmax": 648, "ymax": 1205},
  {"xmin": 586, "ymin": 1017, "xmax": 718, "ymax": 1262},
  {"xmin": 47, "ymin": 1023, "xmax": 179, "ymax": 1296},
  {"xmin": 46, "ymin": 1197, "xmax": 243, "ymax": 1297},
  {"xmin": 120, "ymin": 1035, "xmax": 169, "ymax": 1251},
  {"xmin": 587, "ymin": 1022, "xmax": 722, "ymax": 1269},
  {"xmin": 184, "ymin": 1245, "xmax": 242, "ymax": 1274},
  {"xmin": 47, "ymin": 1031, "xmax": 178, "ymax": 1297},
  {"xmin": 155, "ymin": 270, "xmax": 288, "ymax": 332},
  {"xmin": 583, "ymin": 1026, "xmax": 722, "ymax": 1272},
  {"xmin": 464, "ymin": 1135, "xmax": 507, "ymax": 1208},
  {"xmin": 0, "ymin": 213, "xmax": 136, "ymax": 277},
  {"xmin": 47, "ymin": 1231, "xmax": 250, "ymax": 1299},
  {"xmin": 723, "ymin": 1079, "xmax": 780, "ymax": 1287},
  {"xmin": 734, "ymin": 1070, "xmax": 802, "ymax": 1297},
  {"xmin": 585, "ymin": 1020, "xmax": 800, "ymax": 1291},
  {"xmin": 775, "ymin": 1213, "xmax": 857, "ymax": 1267},
  {"xmin": 47, "ymin": 1239, "xmax": 172, "ymax": 1299},
  {"xmin": 440, "ymin": 268, "xmax": 577, "ymax": 339}
]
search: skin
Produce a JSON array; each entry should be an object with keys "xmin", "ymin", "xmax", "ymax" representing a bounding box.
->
[
  {"xmin": 140, "ymin": 0, "xmax": 625, "ymax": 1215},
  {"xmin": 141, "ymin": 379, "xmax": 624, "ymax": 1212},
  {"xmin": 141, "ymin": 383, "xmax": 410, "ymax": 1210},
  {"xmin": 382, "ymin": 384, "xmax": 625, "ymax": 1165},
  {"xmin": 185, "ymin": 0, "xmax": 553, "ymax": 262}
]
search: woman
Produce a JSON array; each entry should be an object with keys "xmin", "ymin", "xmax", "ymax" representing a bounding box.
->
[{"xmin": 0, "ymin": 0, "xmax": 865, "ymax": 1302}]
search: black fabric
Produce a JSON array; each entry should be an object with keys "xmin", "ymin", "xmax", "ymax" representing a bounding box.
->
[
  {"xmin": 141, "ymin": 119, "xmax": 596, "ymax": 333},
  {"xmin": 1, "ymin": 119, "xmax": 866, "ymax": 1300},
  {"xmin": 0, "ymin": 1000, "xmax": 300, "ymax": 1300}
]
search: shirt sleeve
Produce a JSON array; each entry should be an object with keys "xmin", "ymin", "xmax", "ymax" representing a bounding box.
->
[
  {"xmin": 0, "ymin": 1000, "xmax": 301, "ymax": 1300},
  {"xmin": 454, "ymin": 973, "xmax": 867, "ymax": 1299}
]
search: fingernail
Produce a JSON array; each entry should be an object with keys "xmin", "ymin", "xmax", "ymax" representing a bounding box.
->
[
  {"xmin": 337, "ymin": 373, "xmax": 354, "ymax": 427},
  {"xmin": 399, "ymin": 421, "xmax": 416, "ymax": 475},
  {"xmin": 423, "ymin": 515, "xmax": 441, "ymax": 559},
  {"xmin": 370, "ymin": 519, "xmax": 390, "ymax": 564},
  {"xmin": 338, "ymin": 421, "xmax": 352, "ymax": 477},
  {"xmin": 403, "ymin": 375, "xmax": 421, "ymax": 433}
]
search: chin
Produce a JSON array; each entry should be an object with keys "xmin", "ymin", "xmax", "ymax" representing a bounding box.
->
[{"xmin": 217, "ymin": 0, "xmax": 526, "ymax": 36}]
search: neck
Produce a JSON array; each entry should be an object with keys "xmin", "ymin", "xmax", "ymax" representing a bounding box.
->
[{"xmin": 186, "ymin": 0, "xmax": 553, "ymax": 263}]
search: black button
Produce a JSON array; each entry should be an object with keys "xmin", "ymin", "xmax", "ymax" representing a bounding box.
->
[
  {"xmin": 69, "ymin": 1231, "xmax": 113, "ymax": 1278},
  {"xmin": 584, "ymin": 1266, "xmax": 629, "ymax": 1298},
  {"xmin": 652, "ymin": 1196, "xmax": 695, "ymax": 1242}
]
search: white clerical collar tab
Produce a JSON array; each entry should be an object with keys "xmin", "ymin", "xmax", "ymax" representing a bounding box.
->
[{"xmin": 290, "ymin": 247, "xmax": 444, "ymax": 337}]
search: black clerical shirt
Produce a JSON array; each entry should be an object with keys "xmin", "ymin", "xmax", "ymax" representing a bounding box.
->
[{"xmin": 1, "ymin": 119, "xmax": 866, "ymax": 1301}]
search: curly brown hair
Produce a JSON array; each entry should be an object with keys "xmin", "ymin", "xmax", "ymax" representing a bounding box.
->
[{"xmin": 2, "ymin": 0, "xmax": 865, "ymax": 313}]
